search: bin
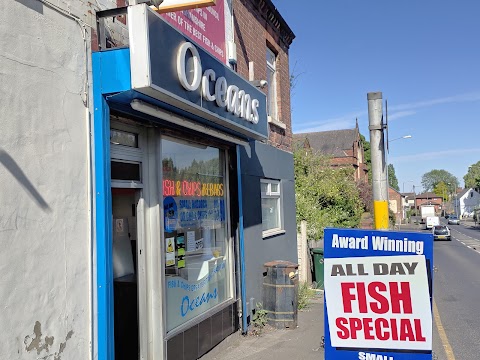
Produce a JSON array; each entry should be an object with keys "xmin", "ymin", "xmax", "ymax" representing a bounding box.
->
[
  {"xmin": 311, "ymin": 248, "xmax": 324, "ymax": 289},
  {"xmin": 263, "ymin": 260, "xmax": 298, "ymax": 329}
]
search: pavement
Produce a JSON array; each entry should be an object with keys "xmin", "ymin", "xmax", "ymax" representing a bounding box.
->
[
  {"xmin": 200, "ymin": 222, "xmax": 445, "ymax": 360},
  {"xmin": 200, "ymin": 291, "xmax": 325, "ymax": 360}
]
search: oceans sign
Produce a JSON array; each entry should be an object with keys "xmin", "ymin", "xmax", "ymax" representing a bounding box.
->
[
  {"xmin": 176, "ymin": 42, "xmax": 261, "ymax": 125},
  {"xmin": 324, "ymin": 228, "xmax": 433, "ymax": 360},
  {"xmin": 128, "ymin": 4, "xmax": 268, "ymax": 140},
  {"xmin": 166, "ymin": 258, "xmax": 226, "ymax": 332}
]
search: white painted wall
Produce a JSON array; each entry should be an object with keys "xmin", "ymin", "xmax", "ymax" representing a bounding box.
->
[
  {"xmin": 459, "ymin": 189, "xmax": 480, "ymax": 217},
  {"xmin": 0, "ymin": 1, "xmax": 95, "ymax": 359}
]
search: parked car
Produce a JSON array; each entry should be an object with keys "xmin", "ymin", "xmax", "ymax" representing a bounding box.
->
[
  {"xmin": 432, "ymin": 225, "xmax": 451, "ymax": 241},
  {"xmin": 448, "ymin": 216, "xmax": 460, "ymax": 225}
]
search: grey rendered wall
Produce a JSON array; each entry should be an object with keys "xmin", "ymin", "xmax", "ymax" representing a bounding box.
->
[
  {"xmin": 0, "ymin": 2, "xmax": 93, "ymax": 359},
  {"xmin": 240, "ymin": 141, "xmax": 297, "ymax": 315}
]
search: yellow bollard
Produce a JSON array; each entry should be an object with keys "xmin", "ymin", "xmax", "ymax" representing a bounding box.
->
[{"xmin": 373, "ymin": 200, "xmax": 389, "ymax": 230}]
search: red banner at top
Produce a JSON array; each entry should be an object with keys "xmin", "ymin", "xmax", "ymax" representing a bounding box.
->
[{"xmin": 161, "ymin": 1, "xmax": 226, "ymax": 63}]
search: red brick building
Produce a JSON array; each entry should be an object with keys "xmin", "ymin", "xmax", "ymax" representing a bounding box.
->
[
  {"xmin": 415, "ymin": 192, "xmax": 443, "ymax": 214},
  {"xmin": 389, "ymin": 187, "xmax": 405, "ymax": 224},
  {"xmin": 234, "ymin": 0, "xmax": 294, "ymax": 151},
  {"xmin": 293, "ymin": 121, "xmax": 369, "ymax": 182}
]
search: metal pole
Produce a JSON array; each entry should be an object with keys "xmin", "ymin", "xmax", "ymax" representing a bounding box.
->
[
  {"xmin": 414, "ymin": 185, "xmax": 417, "ymax": 216},
  {"xmin": 368, "ymin": 92, "xmax": 389, "ymax": 230}
]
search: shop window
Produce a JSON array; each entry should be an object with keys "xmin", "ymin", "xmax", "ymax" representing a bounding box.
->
[
  {"xmin": 111, "ymin": 129, "xmax": 139, "ymax": 148},
  {"xmin": 110, "ymin": 123, "xmax": 145, "ymax": 188},
  {"xmin": 161, "ymin": 137, "xmax": 232, "ymax": 333},
  {"xmin": 266, "ymin": 47, "xmax": 278, "ymax": 121},
  {"xmin": 261, "ymin": 179, "xmax": 282, "ymax": 236},
  {"xmin": 111, "ymin": 161, "xmax": 141, "ymax": 181}
]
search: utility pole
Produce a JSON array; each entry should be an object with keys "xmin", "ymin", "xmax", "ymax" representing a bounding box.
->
[
  {"xmin": 413, "ymin": 185, "xmax": 417, "ymax": 216},
  {"xmin": 368, "ymin": 92, "xmax": 389, "ymax": 230}
]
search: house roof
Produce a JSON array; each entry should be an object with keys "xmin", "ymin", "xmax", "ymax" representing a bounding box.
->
[
  {"xmin": 457, "ymin": 188, "xmax": 470, "ymax": 198},
  {"xmin": 416, "ymin": 192, "xmax": 441, "ymax": 199},
  {"xmin": 293, "ymin": 128, "xmax": 358, "ymax": 157},
  {"xmin": 419, "ymin": 199, "xmax": 442, "ymax": 206},
  {"xmin": 402, "ymin": 192, "xmax": 415, "ymax": 199},
  {"xmin": 389, "ymin": 187, "xmax": 405, "ymax": 197}
]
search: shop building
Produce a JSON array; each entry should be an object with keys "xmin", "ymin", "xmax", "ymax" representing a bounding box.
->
[{"xmin": 1, "ymin": 1, "xmax": 296, "ymax": 360}]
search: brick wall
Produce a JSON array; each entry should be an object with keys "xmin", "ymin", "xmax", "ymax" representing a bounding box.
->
[
  {"xmin": 234, "ymin": 0, "xmax": 293, "ymax": 152},
  {"xmin": 388, "ymin": 188, "xmax": 403, "ymax": 224}
]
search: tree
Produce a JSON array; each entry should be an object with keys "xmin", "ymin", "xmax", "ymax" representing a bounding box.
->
[
  {"xmin": 464, "ymin": 161, "xmax": 480, "ymax": 191},
  {"xmin": 360, "ymin": 134, "xmax": 371, "ymax": 183},
  {"xmin": 421, "ymin": 169, "xmax": 458, "ymax": 192},
  {"xmin": 433, "ymin": 181, "xmax": 449, "ymax": 200},
  {"xmin": 356, "ymin": 179, "xmax": 373, "ymax": 213},
  {"xmin": 388, "ymin": 164, "xmax": 399, "ymax": 191},
  {"xmin": 294, "ymin": 149, "xmax": 364, "ymax": 240}
]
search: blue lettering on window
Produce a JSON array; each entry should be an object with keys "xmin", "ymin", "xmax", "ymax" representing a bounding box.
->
[{"xmin": 180, "ymin": 288, "xmax": 218, "ymax": 317}]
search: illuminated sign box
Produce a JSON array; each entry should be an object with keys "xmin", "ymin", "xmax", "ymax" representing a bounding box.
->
[{"xmin": 128, "ymin": 4, "xmax": 268, "ymax": 140}]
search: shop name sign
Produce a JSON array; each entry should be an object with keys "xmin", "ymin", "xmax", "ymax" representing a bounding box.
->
[
  {"xmin": 324, "ymin": 228, "xmax": 434, "ymax": 360},
  {"xmin": 128, "ymin": 4, "xmax": 268, "ymax": 140},
  {"xmin": 176, "ymin": 42, "xmax": 261, "ymax": 124}
]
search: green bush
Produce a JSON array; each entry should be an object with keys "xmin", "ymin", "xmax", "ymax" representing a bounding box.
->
[
  {"xmin": 251, "ymin": 302, "xmax": 268, "ymax": 335},
  {"xmin": 294, "ymin": 149, "xmax": 364, "ymax": 240},
  {"xmin": 298, "ymin": 282, "xmax": 316, "ymax": 310}
]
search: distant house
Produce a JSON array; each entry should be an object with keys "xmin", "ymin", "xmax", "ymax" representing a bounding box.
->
[
  {"xmin": 389, "ymin": 187, "xmax": 406, "ymax": 224},
  {"xmin": 454, "ymin": 188, "xmax": 480, "ymax": 217},
  {"xmin": 414, "ymin": 192, "xmax": 443, "ymax": 214},
  {"xmin": 293, "ymin": 121, "xmax": 368, "ymax": 182},
  {"xmin": 402, "ymin": 192, "xmax": 416, "ymax": 210}
]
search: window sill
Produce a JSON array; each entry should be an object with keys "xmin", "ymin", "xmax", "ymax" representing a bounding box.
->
[
  {"xmin": 268, "ymin": 116, "xmax": 287, "ymax": 130},
  {"xmin": 262, "ymin": 229, "xmax": 286, "ymax": 239}
]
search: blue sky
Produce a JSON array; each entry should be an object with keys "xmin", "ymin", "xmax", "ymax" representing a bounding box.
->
[{"xmin": 273, "ymin": 0, "xmax": 480, "ymax": 193}]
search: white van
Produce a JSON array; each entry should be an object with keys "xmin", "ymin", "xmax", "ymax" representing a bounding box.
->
[{"xmin": 426, "ymin": 216, "xmax": 440, "ymax": 229}]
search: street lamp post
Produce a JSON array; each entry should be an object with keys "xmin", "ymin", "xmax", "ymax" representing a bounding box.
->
[
  {"xmin": 389, "ymin": 135, "xmax": 412, "ymax": 143},
  {"xmin": 386, "ymin": 136, "xmax": 412, "ymax": 225},
  {"xmin": 402, "ymin": 180, "xmax": 414, "ymax": 223},
  {"xmin": 445, "ymin": 182, "xmax": 451, "ymax": 216},
  {"xmin": 403, "ymin": 180, "xmax": 414, "ymax": 193}
]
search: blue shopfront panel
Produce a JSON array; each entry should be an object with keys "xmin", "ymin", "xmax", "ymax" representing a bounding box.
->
[{"xmin": 323, "ymin": 228, "xmax": 433, "ymax": 360}]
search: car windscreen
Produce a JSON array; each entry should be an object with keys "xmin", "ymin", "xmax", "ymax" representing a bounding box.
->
[{"xmin": 434, "ymin": 227, "xmax": 449, "ymax": 234}]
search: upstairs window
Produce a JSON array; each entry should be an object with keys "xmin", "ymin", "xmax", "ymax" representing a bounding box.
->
[{"xmin": 266, "ymin": 47, "xmax": 278, "ymax": 121}]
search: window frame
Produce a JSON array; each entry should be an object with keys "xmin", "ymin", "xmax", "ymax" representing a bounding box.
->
[
  {"xmin": 160, "ymin": 135, "xmax": 236, "ymax": 336},
  {"xmin": 261, "ymin": 179, "xmax": 284, "ymax": 237},
  {"xmin": 266, "ymin": 47, "xmax": 278, "ymax": 122},
  {"xmin": 110, "ymin": 122, "xmax": 146, "ymax": 189}
]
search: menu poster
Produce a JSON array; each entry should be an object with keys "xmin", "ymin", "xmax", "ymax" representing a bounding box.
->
[
  {"xmin": 187, "ymin": 231, "xmax": 196, "ymax": 252},
  {"xmin": 166, "ymin": 237, "xmax": 175, "ymax": 266},
  {"xmin": 195, "ymin": 238, "xmax": 204, "ymax": 250},
  {"xmin": 176, "ymin": 234, "xmax": 186, "ymax": 268}
]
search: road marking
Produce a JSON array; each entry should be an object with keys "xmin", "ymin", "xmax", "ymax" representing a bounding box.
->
[{"xmin": 433, "ymin": 300, "xmax": 456, "ymax": 360}]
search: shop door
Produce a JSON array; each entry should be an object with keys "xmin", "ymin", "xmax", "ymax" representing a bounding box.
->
[
  {"xmin": 110, "ymin": 123, "xmax": 148, "ymax": 360},
  {"xmin": 111, "ymin": 188, "xmax": 141, "ymax": 360}
]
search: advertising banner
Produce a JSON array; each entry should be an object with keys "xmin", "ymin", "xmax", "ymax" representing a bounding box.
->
[
  {"xmin": 324, "ymin": 228, "xmax": 433, "ymax": 360},
  {"xmin": 161, "ymin": 0, "xmax": 226, "ymax": 63}
]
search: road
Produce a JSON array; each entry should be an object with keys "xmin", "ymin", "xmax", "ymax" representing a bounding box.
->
[{"xmin": 432, "ymin": 219, "xmax": 480, "ymax": 360}]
